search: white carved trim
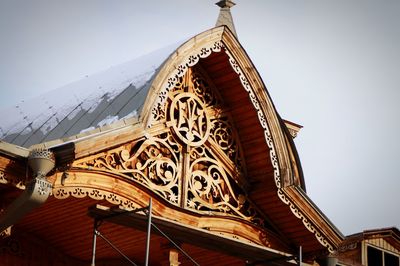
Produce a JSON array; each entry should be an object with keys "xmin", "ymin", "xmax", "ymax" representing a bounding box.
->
[
  {"xmin": 224, "ymin": 46, "xmax": 335, "ymax": 253},
  {"xmin": 223, "ymin": 49, "xmax": 281, "ymax": 189},
  {"xmin": 147, "ymin": 42, "xmax": 223, "ymax": 128},
  {"xmin": 53, "ymin": 186, "xmax": 139, "ymax": 211}
]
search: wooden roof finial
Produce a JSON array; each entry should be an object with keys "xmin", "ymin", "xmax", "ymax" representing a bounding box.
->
[{"xmin": 215, "ymin": 0, "xmax": 238, "ymax": 38}]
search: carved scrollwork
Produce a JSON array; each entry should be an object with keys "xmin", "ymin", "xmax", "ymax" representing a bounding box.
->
[
  {"xmin": 188, "ymin": 152, "xmax": 241, "ymax": 213},
  {"xmin": 211, "ymin": 119, "xmax": 234, "ymax": 151},
  {"xmin": 191, "ymin": 69, "xmax": 220, "ymax": 108},
  {"xmin": 145, "ymin": 40, "xmax": 335, "ymax": 252},
  {"xmin": 187, "ymin": 146, "xmax": 263, "ymax": 226},
  {"xmin": 149, "ymin": 67, "xmax": 266, "ymax": 225},
  {"xmin": 41, "ymin": 39, "xmax": 336, "ymax": 252},
  {"xmin": 210, "ymin": 116, "xmax": 245, "ymax": 173},
  {"xmin": 73, "ymin": 132, "xmax": 182, "ymax": 206}
]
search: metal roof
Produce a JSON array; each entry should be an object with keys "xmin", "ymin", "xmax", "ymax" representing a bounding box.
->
[{"xmin": 0, "ymin": 42, "xmax": 182, "ymax": 148}]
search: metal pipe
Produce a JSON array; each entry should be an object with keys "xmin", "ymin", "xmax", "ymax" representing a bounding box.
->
[
  {"xmin": 96, "ymin": 230, "xmax": 138, "ymax": 266},
  {"xmin": 151, "ymin": 223, "xmax": 200, "ymax": 266},
  {"xmin": 298, "ymin": 246, "xmax": 302, "ymax": 266},
  {"xmin": 145, "ymin": 198, "xmax": 152, "ymax": 266},
  {"xmin": 0, "ymin": 148, "xmax": 55, "ymax": 233},
  {"xmin": 91, "ymin": 220, "xmax": 98, "ymax": 266}
]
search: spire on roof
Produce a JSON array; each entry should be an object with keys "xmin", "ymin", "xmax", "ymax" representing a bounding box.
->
[{"xmin": 215, "ymin": 0, "xmax": 238, "ymax": 38}]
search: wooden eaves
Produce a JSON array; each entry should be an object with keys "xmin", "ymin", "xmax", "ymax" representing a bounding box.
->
[{"xmin": 0, "ymin": 26, "xmax": 345, "ymax": 264}]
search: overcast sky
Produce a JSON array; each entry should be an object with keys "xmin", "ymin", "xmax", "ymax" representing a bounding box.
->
[{"xmin": 0, "ymin": 0, "xmax": 399, "ymax": 236}]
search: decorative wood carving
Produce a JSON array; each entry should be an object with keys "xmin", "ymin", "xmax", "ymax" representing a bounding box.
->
[
  {"xmin": 149, "ymin": 42, "xmax": 224, "ymax": 126},
  {"xmin": 145, "ymin": 39, "xmax": 336, "ymax": 252},
  {"xmin": 54, "ymin": 186, "xmax": 139, "ymax": 211},
  {"xmin": 72, "ymin": 66, "xmax": 266, "ymax": 227},
  {"xmin": 187, "ymin": 145, "xmax": 261, "ymax": 225},
  {"xmin": 72, "ymin": 132, "xmax": 182, "ymax": 206},
  {"xmin": 51, "ymin": 172, "xmax": 288, "ymax": 250},
  {"xmin": 64, "ymin": 37, "xmax": 335, "ymax": 252},
  {"xmin": 169, "ymin": 92, "xmax": 211, "ymax": 147},
  {"xmin": 152, "ymin": 66, "xmax": 264, "ymax": 225},
  {"xmin": 224, "ymin": 46, "xmax": 335, "ymax": 252}
]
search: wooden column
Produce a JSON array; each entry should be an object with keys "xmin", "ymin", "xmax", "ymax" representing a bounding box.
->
[{"xmin": 160, "ymin": 241, "xmax": 181, "ymax": 266}]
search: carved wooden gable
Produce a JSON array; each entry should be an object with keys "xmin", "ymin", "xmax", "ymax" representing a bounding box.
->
[{"xmin": 72, "ymin": 66, "xmax": 267, "ymax": 228}]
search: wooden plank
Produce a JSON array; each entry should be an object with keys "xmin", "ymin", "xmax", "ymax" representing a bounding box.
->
[
  {"xmin": 208, "ymin": 69, "xmax": 238, "ymax": 83},
  {"xmin": 88, "ymin": 204, "xmax": 296, "ymax": 265}
]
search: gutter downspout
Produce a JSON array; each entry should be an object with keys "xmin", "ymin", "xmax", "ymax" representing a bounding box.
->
[{"xmin": 0, "ymin": 148, "xmax": 55, "ymax": 233}]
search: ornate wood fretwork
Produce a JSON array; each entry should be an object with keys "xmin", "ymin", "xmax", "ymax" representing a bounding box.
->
[
  {"xmin": 68, "ymin": 38, "xmax": 335, "ymax": 251},
  {"xmin": 187, "ymin": 145, "xmax": 261, "ymax": 224},
  {"xmin": 146, "ymin": 39, "xmax": 336, "ymax": 252},
  {"xmin": 162, "ymin": 67, "xmax": 258, "ymax": 223},
  {"xmin": 72, "ymin": 66, "xmax": 264, "ymax": 226},
  {"xmin": 149, "ymin": 42, "xmax": 224, "ymax": 126},
  {"xmin": 169, "ymin": 92, "xmax": 211, "ymax": 147},
  {"xmin": 53, "ymin": 186, "xmax": 140, "ymax": 210},
  {"xmin": 72, "ymin": 132, "xmax": 182, "ymax": 206},
  {"xmin": 224, "ymin": 47, "xmax": 335, "ymax": 252}
]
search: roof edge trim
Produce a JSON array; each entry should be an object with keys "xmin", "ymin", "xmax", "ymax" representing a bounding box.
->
[
  {"xmin": 140, "ymin": 25, "xmax": 343, "ymax": 252},
  {"xmin": 0, "ymin": 141, "xmax": 30, "ymax": 159}
]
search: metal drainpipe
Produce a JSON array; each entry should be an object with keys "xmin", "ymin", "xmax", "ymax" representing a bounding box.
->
[
  {"xmin": 326, "ymin": 255, "xmax": 339, "ymax": 266},
  {"xmin": 319, "ymin": 253, "xmax": 339, "ymax": 266},
  {"xmin": 0, "ymin": 148, "xmax": 55, "ymax": 233}
]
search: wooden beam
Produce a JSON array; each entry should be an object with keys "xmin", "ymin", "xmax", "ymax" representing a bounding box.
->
[{"xmin": 88, "ymin": 204, "xmax": 296, "ymax": 265}]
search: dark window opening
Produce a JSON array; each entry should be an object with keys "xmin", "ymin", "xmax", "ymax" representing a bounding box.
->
[
  {"xmin": 385, "ymin": 252, "xmax": 399, "ymax": 266},
  {"xmin": 368, "ymin": 246, "xmax": 383, "ymax": 266}
]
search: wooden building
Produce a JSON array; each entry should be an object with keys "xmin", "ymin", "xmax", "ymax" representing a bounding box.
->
[
  {"xmin": 0, "ymin": 2, "xmax": 347, "ymax": 265},
  {"xmin": 337, "ymin": 228, "xmax": 400, "ymax": 266}
]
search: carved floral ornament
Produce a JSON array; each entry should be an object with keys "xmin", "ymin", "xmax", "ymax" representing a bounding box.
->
[
  {"xmin": 54, "ymin": 39, "xmax": 334, "ymax": 251},
  {"xmin": 69, "ymin": 66, "xmax": 265, "ymax": 227}
]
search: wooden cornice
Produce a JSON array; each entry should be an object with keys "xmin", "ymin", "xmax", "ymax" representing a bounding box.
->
[
  {"xmin": 52, "ymin": 170, "xmax": 289, "ymax": 252},
  {"xmin": 0, "ymin": 141, "xmax": 29, "ymax": 160},
  {"xmin": 342, "ymin": 227, "xmax": 400, "ymax": 252},
  {"xmin": 218, "ymin": 28, "xmax": 344, "ymax": 251},
  {"xmin": 282, "ymin": 185, "xmax": 344, "ymax": 248},
  {"xmin": 220, "ymin": 29, "xmax": 295, "ymax": 189},
  {"xmin": 88, "ymin": 204, "xmax": 295, "ymax": 264}
]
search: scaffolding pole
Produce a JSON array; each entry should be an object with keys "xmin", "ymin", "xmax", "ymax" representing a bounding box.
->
[
  {"xmin": 152, "ymin": 223, "xmax": 200, "ymax": 266},
  {"xmin": 89, "ymin": 199, "xmax": 199, "ymax": 266},
  {"xmin": 298, "ymin": 246, "xmax": 302, "ymax": 266},
  {"xmin": 96, "ymin": 230, "xmax": 138, "ymax": 266},
  {"xmin": 145, "ymin": 198, "xmax": 152, "ymax": 266},
  {"xmin": 91, "ymin": 219, "xmax": 99, "ymax": 266}
]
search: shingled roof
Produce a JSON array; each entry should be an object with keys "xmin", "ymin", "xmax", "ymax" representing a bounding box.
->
[{"xmin": 0, "ymin": 41, "xmax": 182, "ymax": 148}]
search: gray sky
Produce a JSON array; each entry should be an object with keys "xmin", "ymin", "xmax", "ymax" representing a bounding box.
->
[{"xmin": 0, "ymin": 0, "xmax": 399, "ymax": 236}]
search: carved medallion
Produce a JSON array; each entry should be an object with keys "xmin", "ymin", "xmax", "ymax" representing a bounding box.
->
[{"xmin": 169, "ymin": 92, "xmax": 211, "ymax": 147}]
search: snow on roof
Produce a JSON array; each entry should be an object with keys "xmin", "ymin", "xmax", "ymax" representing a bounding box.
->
[{"xmin": 0, "ymin": 41, "xmax": 182, "ymax": 148}]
